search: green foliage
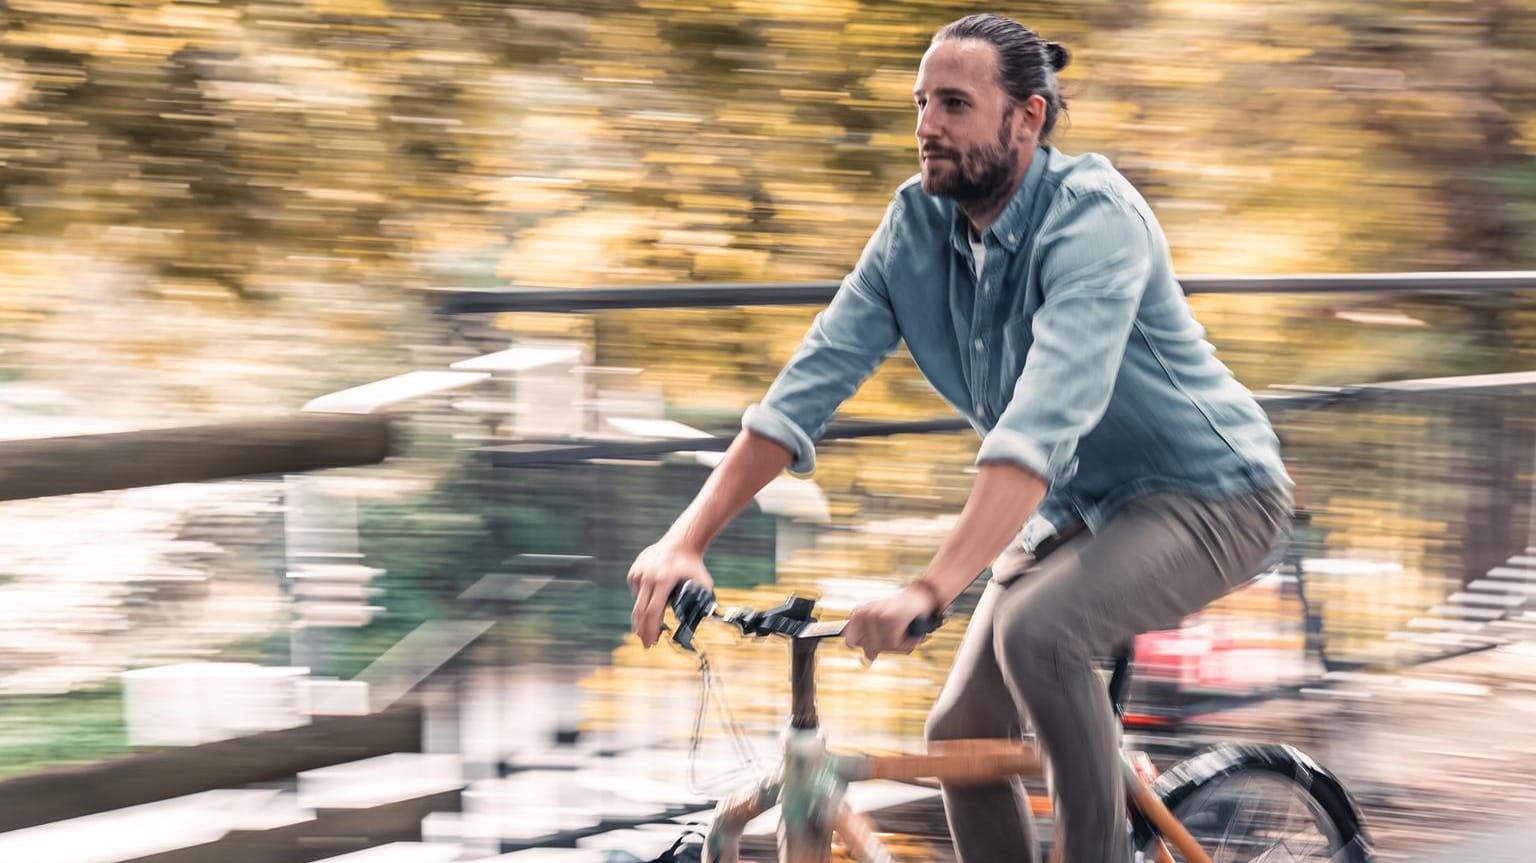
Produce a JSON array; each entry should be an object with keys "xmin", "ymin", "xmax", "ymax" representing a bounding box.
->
[{"xmin": 0, "ymin": 688, "xmax": 130, "ymax": 780}]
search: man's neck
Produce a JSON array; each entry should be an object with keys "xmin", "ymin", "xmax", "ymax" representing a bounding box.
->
[{"xmin": 958, "ymin": 149, "xmax": 1035, "ymax": 236}]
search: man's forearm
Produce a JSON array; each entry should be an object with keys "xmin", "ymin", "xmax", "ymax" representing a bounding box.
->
[
  {"xmin": 662, "ymin": 430, "xmax": 795, "ymax": 553},
  {"xmin": 917, "ymin": 462, "xmax": 1047, "ymax": 607}
]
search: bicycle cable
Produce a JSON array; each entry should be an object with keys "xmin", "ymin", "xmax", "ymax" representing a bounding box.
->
[{"xmin": 686, "ymin": 646, "xmax": 775, "ymax": 795}]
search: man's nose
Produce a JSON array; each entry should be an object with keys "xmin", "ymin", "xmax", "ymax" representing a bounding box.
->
[{"xmin": 915, "ymin": 107, "xmax": 942, "ymax": 144}]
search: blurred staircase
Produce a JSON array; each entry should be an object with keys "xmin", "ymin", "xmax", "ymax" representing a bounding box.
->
[{"xmin": 1388, "ymin": 548, "xmax": 1536, "ymax": 660}]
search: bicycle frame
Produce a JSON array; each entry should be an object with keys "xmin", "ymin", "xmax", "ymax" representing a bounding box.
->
[{"xmin": 701, "ymin": 635, "xmax": 1207, "ymax": 863}]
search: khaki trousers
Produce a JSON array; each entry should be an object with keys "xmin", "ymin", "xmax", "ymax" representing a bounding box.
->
[{"xmin": 925, "ymin": 487, "xmax": 1293, "ymax": 863}]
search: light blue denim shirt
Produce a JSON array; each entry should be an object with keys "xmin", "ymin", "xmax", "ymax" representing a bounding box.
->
[{"xmin": 742, "ymin": 145, "xmax": 1291, "ymax": 538}]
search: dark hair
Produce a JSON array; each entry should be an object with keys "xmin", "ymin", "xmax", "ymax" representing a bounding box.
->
[{"xmin": 933, "ymin": 14, "xmax": 1070, "ymax": 140}]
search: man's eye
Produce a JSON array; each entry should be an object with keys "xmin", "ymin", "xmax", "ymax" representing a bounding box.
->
[{"xmin": 947, "ymin": 98, "xmax": 966, "ymax": 109}]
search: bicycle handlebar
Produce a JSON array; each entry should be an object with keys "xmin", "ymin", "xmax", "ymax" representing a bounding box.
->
[{"xmin": 665, "ymin": 580, "xmax": 945, "ymax": 653}]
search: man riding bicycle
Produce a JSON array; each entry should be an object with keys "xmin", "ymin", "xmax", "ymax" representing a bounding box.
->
[{"xmin": 628, "ymin": 13, "xmax": 1292, "ymax": 863}]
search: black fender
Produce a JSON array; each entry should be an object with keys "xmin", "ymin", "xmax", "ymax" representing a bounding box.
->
[{"xmin": 1130, "ymin": 742, "xmax": 1374, "ymax": 862}]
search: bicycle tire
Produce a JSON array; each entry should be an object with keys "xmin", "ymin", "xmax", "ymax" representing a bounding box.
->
[{"xmin": 1130, "ymin": 743, "xmax": 1373, "ymax": 862}]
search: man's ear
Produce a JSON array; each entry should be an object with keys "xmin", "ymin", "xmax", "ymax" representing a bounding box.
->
[{"xmin": 1019, "ymin": 94, "xmax": 1047, "ymax": 144}]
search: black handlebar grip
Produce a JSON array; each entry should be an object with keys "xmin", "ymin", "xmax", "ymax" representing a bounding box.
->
[
  {"xmin": 667, "ymin": 580, "xmax": 717, "ymax": 652},
  {"xmin": 906, "ymin": 613, "xmax": 945, "ymax": 639}
]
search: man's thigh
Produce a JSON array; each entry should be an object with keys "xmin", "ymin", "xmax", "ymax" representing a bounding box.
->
[{"xmin": 992, "ymin": 490, "xmax": 1290, "ymax": 657}]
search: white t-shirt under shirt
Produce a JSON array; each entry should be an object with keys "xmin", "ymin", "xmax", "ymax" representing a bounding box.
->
[{"xmin": 969, "ymin": 232, "xmax": 986, "ymax": 279}]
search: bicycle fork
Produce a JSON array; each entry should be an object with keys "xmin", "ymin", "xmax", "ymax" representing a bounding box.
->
[
  {"xmin": 706, "ymin": 636, "xmax": 896, "ymax": 863},
  {"xmin": 705, "ymin": 728, "xmax": 896, "ymax": 863}
]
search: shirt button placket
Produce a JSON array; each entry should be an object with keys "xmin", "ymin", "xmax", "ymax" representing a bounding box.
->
[
  {"xmin": 971, "ymin": 240, "xmax": 997, "ymax": 423},
  {"xmin": 972, "ymin": 334, "xmax": 988, "ymax": 420}
]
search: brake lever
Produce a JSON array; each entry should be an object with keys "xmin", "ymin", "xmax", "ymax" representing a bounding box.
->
[{"xmin": 668, "ymin": 580, "xmax": 719, "ymax": 653}]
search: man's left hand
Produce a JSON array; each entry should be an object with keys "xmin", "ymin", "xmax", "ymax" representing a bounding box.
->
[{"xmin": 843, "ymin": 584, "xmax": 941, "ymax": 662}]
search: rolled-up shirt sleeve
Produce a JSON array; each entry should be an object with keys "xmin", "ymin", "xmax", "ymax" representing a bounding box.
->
[
  {"xmin": 742, "ymin": 198, "xmax": 904, "ymax": 474},
  {"xmin": 976, "ymin": 188, "xmax": 1152, "ymax": 485}
]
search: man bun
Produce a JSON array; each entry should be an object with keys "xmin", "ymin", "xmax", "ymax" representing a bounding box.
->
[{"xmin": 1045, "ymin": 41, "xmax": 1070, "ymax": 72}]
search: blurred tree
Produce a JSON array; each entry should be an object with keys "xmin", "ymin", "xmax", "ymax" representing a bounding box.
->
[{"xmin": 0, "ymin": 0, "xmax": 1534, "ymax": 698}]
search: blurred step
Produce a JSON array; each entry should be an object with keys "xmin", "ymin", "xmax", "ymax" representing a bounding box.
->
[
  {"xmin": 1485, "ymin": 566, "xmax": 1536, "ymax": 582},
  {"xmin": 1406, "ymin": 617, "xmax": 1487, "ymax": 633},
  {"xmin": 672, "ymin": 778, "xmax": 941, "ymax": 839},
  {"xmin": 422, "ymin": 810, "xmax": 601, "ymax": 857},
  {"xmin": 299, "ymin": 754, "xmax": 463, "ymax": 810},
  {"xmin": 313, "ymin": 842, "xmax": 463, "ymax": 861},
  {"xmin": 0, "ymin": 782, "xmax": 463, "ymax": 863},
  {"xmin": 1425, "ymin": 605, "xmax": 1506, "ymax": 621},
  {"xmin": 1445, "ymin": 592, "xmax": 1527, "ymax": 608},
  {"xmin": 486, "ymin": 850, "xmax": 626, "ymax": 863},
  {"xmin": 147, "ymin": 790, "xmax": 460, "ymax": 862},
  {"xmin": 577, "ymin": 826, "xmax": 704, "ymax": 859},
  {"xmin": 1486, "ymin": 616, "xmax": 1536, "ymax": 628},
  {"xmin": 1386, "ymin": 631, "xmax": 1504, "ymax": 650},
  {"xmin": 0, "ymin": 789, "xmax": 310, "ymax": 863},
  {"xmin": 425, "ymin": 768, "xmax": 707, "ymax": 855},
  {"xmin": 0, "ymin": 703, "xmax": 423, "ymax": 833},
  {"xmin": 1468, "ymin": 579, "xmax": 1536, "ymax": 595},
  {"xmin": 1486, "ymin": 619, "xmax": 1536, "ymax": 637}
]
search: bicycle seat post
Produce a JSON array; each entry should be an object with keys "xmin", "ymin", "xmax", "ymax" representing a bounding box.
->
[{"xmin": 790, "ymin": 637, "xmax": 819, "ymax": 730}]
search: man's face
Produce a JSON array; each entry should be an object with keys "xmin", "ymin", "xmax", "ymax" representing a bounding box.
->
[{"xmin": 913, "ymin": 39, "xmax": 1029, "ymax": 205}]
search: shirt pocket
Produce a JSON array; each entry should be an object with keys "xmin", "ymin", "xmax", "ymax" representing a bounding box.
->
[{"xmin": 998, "ymin": 308, "xmax": 1035, "ymax": 389}]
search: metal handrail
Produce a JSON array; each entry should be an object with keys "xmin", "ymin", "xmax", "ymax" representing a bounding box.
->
[
  {"xmin": 478, "ymin": 370, "xmax": 1536, "ymax": 467},
  {"xmin": 0, "ymin": 413, "xmax": 393, "ymax": 501},
  {"xmin": 433, "ymin": 271, "xmax": 1536, "ymax": 314}
]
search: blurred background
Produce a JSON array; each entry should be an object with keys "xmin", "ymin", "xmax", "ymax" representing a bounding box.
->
[{"xmin": 4, "ymin": 1, "xmax": 1536, "ymax": 861}]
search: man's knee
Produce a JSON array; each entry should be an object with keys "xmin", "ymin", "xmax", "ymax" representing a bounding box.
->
[
  {"xmin": 925, "ymin": 693, "xmax": 994, "ymax": 743},
  {"xmin": 992, "ymin": 588, "xmax": 1081, "ymax": 684}
]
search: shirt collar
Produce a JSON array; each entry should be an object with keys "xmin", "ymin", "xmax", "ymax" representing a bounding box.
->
[{"xmin": 948, "ymin": 145, "xmax": 1050, "ymax": 256}]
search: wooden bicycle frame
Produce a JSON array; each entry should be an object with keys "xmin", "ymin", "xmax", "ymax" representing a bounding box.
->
[{"xmin": 702, "ymin": 638, "xmax": 1209, "ymax": 863}]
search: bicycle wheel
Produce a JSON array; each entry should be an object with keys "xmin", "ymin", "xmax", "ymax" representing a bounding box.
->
[{"xmin": 1133, "ymin": 743, "xmax": 1373, "ymax": 863}]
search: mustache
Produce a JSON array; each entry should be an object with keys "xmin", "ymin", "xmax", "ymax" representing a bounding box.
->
[{"xmin": 921, "ymin": 146, "xmax": 958, "ymax": 159}]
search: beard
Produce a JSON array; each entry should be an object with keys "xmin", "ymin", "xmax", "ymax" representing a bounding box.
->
[{"xmin": 920, "ymin": 108, "xmax": 1018, "ymax": 210}]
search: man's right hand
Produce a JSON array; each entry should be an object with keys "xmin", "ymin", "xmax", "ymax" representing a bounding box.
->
[
  {"xmin": 625, "ymin": 430, "xmax": 793, "ymax": 648},
  {"xmin": 627, "ymin": 540, "xmax": 715, "ymax": 649}
]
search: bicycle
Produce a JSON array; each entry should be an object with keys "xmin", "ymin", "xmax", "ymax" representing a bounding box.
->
[{"xmin": 664, "ymin": 580, "xmax": 1374, "ymax": 863}]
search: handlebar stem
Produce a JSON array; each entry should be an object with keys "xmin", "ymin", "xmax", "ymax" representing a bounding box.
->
[{"xmin": 791, "ymin": 637, "xmax": 820, "ymax": 730}]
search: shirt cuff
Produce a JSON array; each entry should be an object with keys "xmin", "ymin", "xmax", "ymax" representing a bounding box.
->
[
  {"xmin": 742, "ymin": 402, "xmax": 817, "ymax": 475},
  {"xmin": 974, "ymin": 427, "xmax": 1075, "ymax": 487}
]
